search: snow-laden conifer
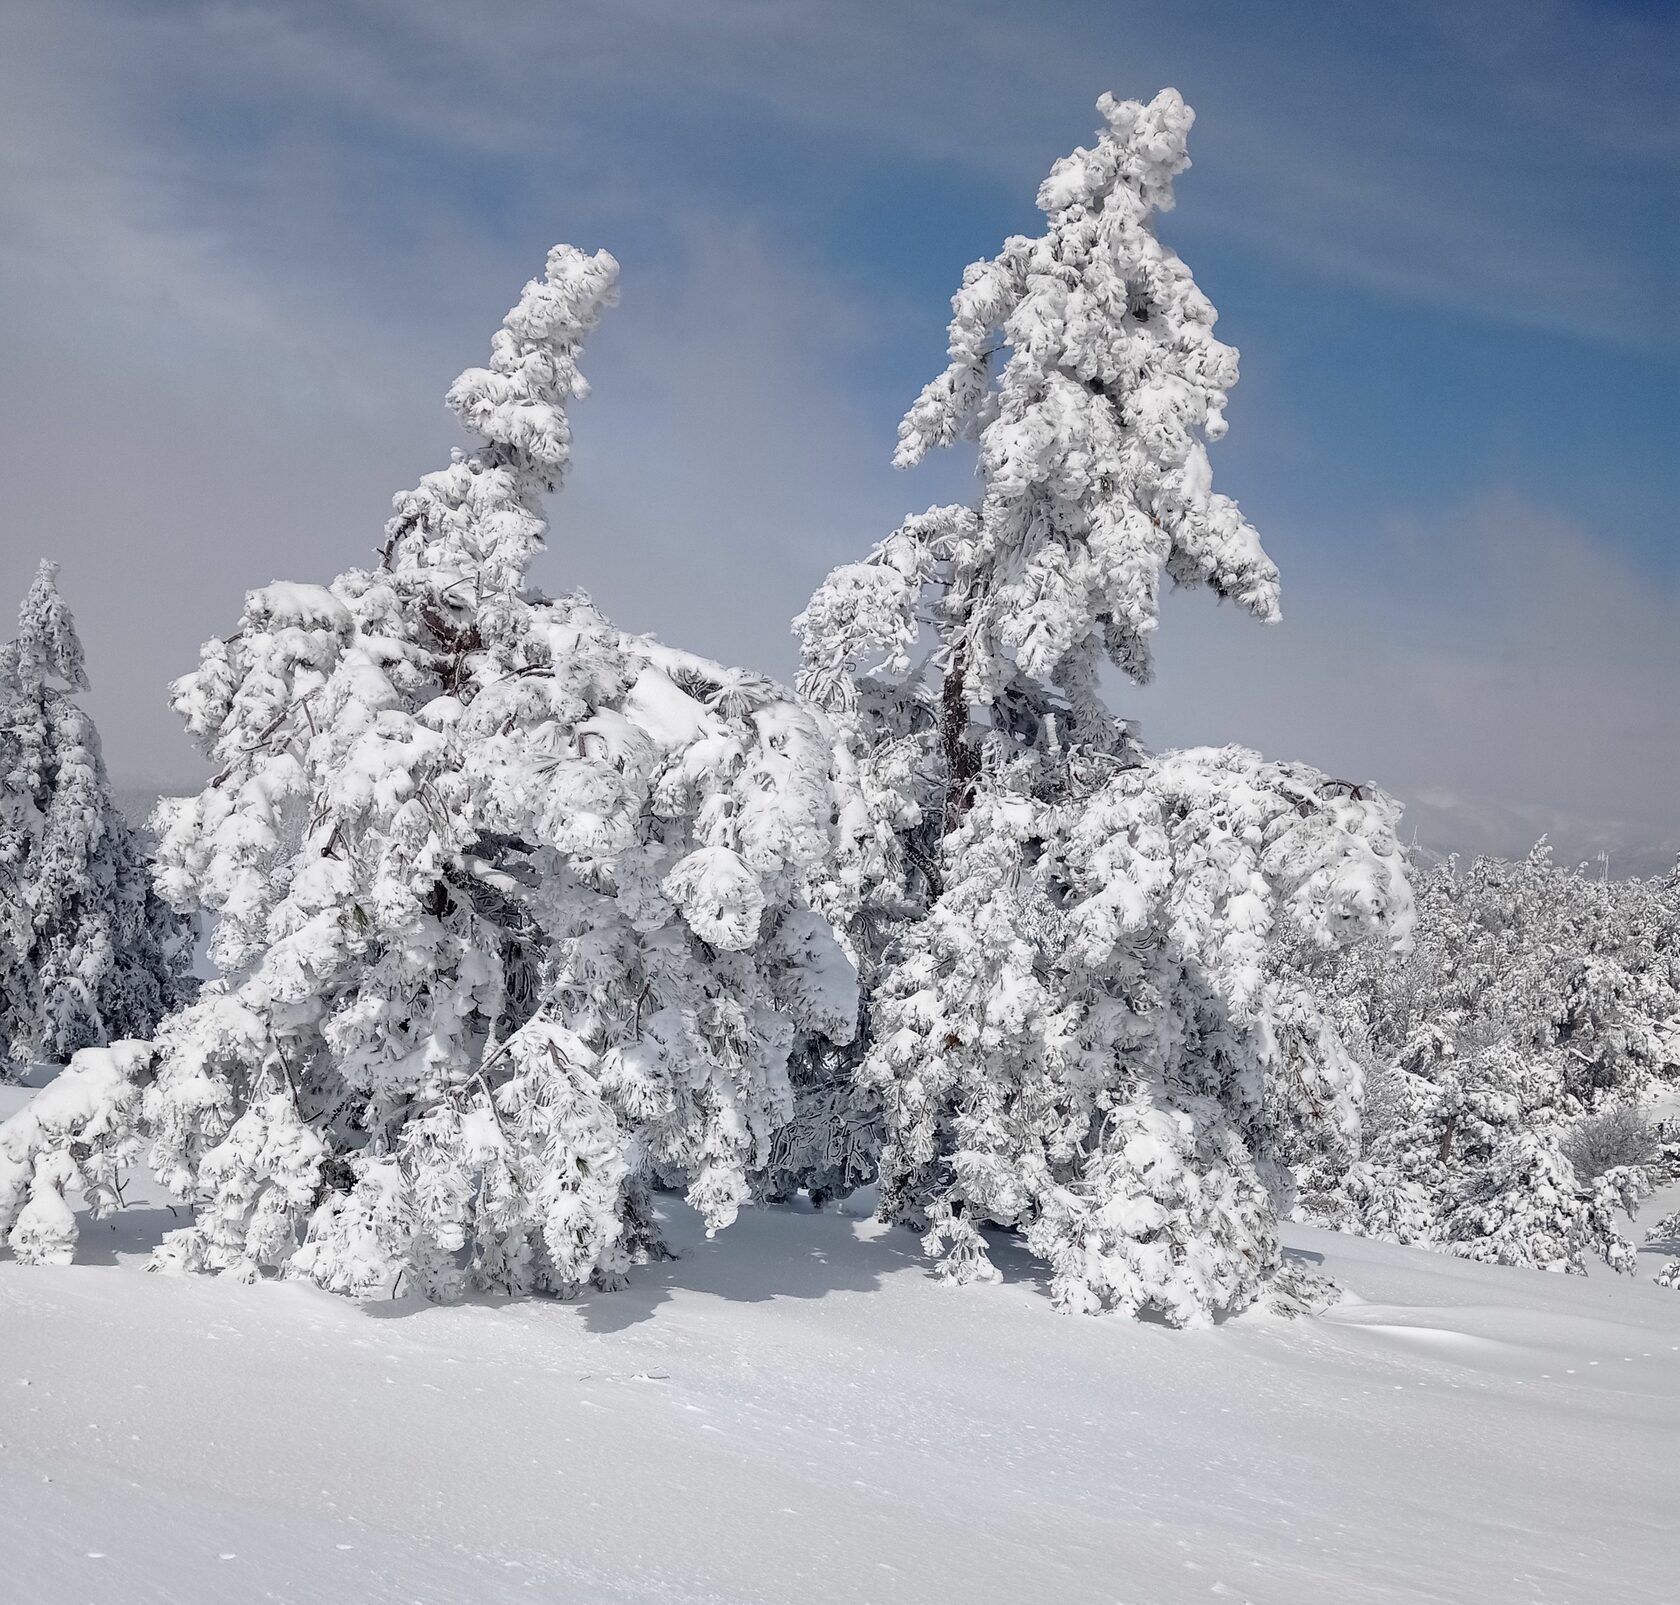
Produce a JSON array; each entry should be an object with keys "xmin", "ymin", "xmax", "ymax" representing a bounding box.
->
[
  {"xmin": 0, "ymin": 565, "xmax": 193, "ymax": 1068},
  {"xmin": 791, "ymin": 91, "xmax": 1411, "ymax": 1323},
  {"xmin": 1, "ymin": 244, "xmax": 855, "ymax": 1296}
]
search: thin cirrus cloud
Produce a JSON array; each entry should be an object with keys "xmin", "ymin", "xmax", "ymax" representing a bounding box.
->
[{"xmin": 0, "ymin": 0, "xmax": 1673, "ymax": 871}]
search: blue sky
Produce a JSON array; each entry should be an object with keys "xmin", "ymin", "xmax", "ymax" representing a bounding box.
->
[{"xmin": 1, "ymin": 0, "xmax": 1675, "ymax": 864}]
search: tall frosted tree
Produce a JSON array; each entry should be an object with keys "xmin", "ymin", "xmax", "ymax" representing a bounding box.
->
[
  {"xmin": 1, "ymin": 244, "xmax": 856, "ymax": 1292},
  {"xmin": 793, "ymin": 90, "xmax": 1412, "ymax": 1323},
  {"xmin": 0, "ymin": 563, "xmax": 193, "ymax": 1070}
]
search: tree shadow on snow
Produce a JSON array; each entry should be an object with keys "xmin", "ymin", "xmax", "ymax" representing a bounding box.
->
[
  {"xmin": 583, "ymin": 1202, "xmax": 931, "ymax": 1333},
  {"xmin": 358, "ymin": 1194, "xmax": 934, "ymax": 1333},
  {"xmin": 36, "ymin": 1179, "xmax": 1333, "ymax": 1332},
  {"xmin": 361, "ymin": 1206, "xmax": 1243, "ymax": 1332},
  {"xmin": 565, "ymin": 1197, "xmax": 1217, "ymax": 1333},
  {"xmin": 69, "ymin": 1205, "xmax": 189, "ymax": 1267}
]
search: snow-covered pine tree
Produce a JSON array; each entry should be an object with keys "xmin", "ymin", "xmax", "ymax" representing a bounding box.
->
[
  {"xmin": 0, "ymin": 563, "xmax": 193, "ymax": 1070},
  {"xmin": 792, "ymin": 90, "xmax": 1412, "ymax": 1324},
  {"xmin": 0, "ymin": 243, "xmax": 855, "ymax": 1296}
]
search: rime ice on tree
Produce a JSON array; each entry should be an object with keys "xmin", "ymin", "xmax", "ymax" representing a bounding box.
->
[
  {"xmin": 793, "ymin": 91, "xmax": 1412, "ymax": 1323},
  {"xmin": 0, "ymin": 563, "xmax": 193, "ymax": 1069},
  {"xmin": 1289, "ymin": 845, "xmax": 1677, "ymax": 1277},
  {"xmin": 21, "ymin": 244, "xmax": 856, "ymax": 1296}
]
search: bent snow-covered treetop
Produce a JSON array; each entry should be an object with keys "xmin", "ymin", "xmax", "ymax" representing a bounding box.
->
[
  {"xmin": 882, "ymin": 89, "xmax": 1278, "ymax": 712},
  {"xmin": 0, "ymin": 243, "xmax": 860, "ymax": 1297},
  {"xmin": 789, "ymin": 91, "xmax": 1413, "ymax": 1326}
]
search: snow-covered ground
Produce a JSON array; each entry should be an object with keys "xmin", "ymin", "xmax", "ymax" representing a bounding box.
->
[{"xmin": 3, "ymin": 1070, "xmax": 1676, "ymax": 1605}]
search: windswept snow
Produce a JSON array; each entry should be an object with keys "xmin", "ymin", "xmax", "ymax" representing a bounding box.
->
[{"xmin": 2, "ymin": 1070, "xmax": 1675, "ymax": 1605}]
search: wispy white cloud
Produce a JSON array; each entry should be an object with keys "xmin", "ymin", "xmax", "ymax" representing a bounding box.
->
[{"xmin": 15, "ymin": 1, "xmax": 1669, "ymax": 339}]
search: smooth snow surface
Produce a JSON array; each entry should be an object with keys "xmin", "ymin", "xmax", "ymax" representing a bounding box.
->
[{"xmin": 2, "ymin": 1081, "xmax": 1676, "ymax": 1604}]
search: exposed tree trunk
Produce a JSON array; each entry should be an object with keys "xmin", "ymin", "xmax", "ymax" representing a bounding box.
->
[{"xmin": 940, "ymin": 644, "xmax": 979, "ymax": 834}]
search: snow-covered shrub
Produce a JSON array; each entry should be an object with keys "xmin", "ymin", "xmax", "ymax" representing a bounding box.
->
[
  {"xmin": 787, "ymin": 90, "xmax": 1411, "ymax": 1324},
  {"xmin": 1561, "ymin": 1103, "xmax": 1659, "ymax": 1182},
  {"xmin": 0, "ymin": 1040, "xmax": 154, "ymax": 1263},
  {"xmin": 0, "ymin": 565, "xmax": 194, "ymax": 1070},
  {"xmin": 1648, "ymin": 1210, "xmax": 1680, "ymax": 1290},
  {"xmin": 1307, "ymin": 1160, "xmax": 1435, "ymax": 1246},
  {"xmin": 1, "ymin": 243, "xmax": 855, "ymax": 1297},
  {"xmin": 1302, "ymin": 848, "xmax": 1679, "ymax": 1117},
  {"xmin": 1282, "ymin": 847, "xmax": 1678, "ymax": 1277},
  {"xmin": 1438, "ymin": 1133, "xmax": 1646, "ymax": 1276}
]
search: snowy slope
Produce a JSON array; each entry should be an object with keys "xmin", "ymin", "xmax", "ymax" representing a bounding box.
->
[{"xmin": 2, "ymin": 1073, "xmax": 1677, "ymax": 1605}]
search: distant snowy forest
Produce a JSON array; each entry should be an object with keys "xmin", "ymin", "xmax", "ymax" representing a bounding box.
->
[{"xmin": 3, "ymin": 90, "xmax": 1678, "ymax": 1326}]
